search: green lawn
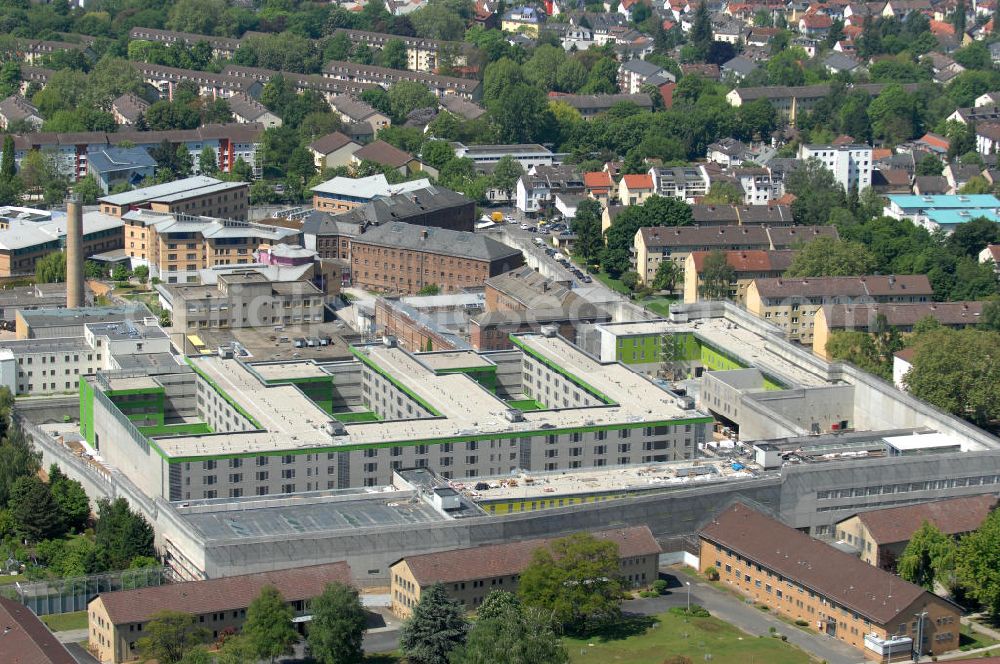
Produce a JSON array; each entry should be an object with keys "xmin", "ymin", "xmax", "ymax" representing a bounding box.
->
[
  {"xmin": 333, "ymin": 411, "xmax": 381, "ymax": 423},
  {"xmin": 564, "ymin": 612, "xmax": 814, "ymax": 664},
  {"xmin": 506, "ymin": 398, "xmax": 546, "ymax": 411},
  {"xmin": 41, "ymin": 611, "xmax": 88, "ymax": 632},
  {"xmin": 592, "ymin": 270, "xmax": 631, "ymax": 295},
  {"xmin": 0, "ymin": 573, "xmax": 23, "ymax": 586},
  {"xmin": 959, "ymin": 623, "xmax": 1000, "ymax": 651},
  {"xmin": 641, "ymin": 296, "xmax": 677, "ymax": 317}
]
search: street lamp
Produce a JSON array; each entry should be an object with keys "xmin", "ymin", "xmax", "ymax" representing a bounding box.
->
[{"xmin": 686, "ymin": 581, "xmax": 692, "ymax": 612}]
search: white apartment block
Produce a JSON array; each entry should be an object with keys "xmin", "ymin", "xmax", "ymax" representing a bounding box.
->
[{"xmin": 797, "ymin": 144, "xmax": 873, "ymax": 193}]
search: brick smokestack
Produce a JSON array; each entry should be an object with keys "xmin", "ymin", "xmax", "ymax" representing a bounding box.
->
[{"xmin": 65, "ymin": 193, "xmax": 84, "ymax": 308}]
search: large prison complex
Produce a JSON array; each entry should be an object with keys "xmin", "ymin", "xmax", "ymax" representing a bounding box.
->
[{"xmin": 22, "ymin": 301, "xmax": 1000, "ymax": 583}]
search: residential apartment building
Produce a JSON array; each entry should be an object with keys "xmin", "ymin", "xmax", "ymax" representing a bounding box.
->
[
  {"xmin": 163, "ymin": 270, "xmax": 325, "ymax": 332},
  {"xmin": 134, "ymin": 62, "xmax": 262, "ymax": 102},
  {"xmin": 683, "ymin": 249, "xmax": 797, "ymax": 304},
  {"xmin": 734, "ymin": 167, "xmax": 779, "ymax": 204},
  {"xmin": 128, "ymin": 26, "xmax": 242, "ymax": 59},
  {"xmin": 798, "ymin": 143, "xmax": 873, "ymax": 193},
  {"xmin": 330, "ymin": 95, "xmax": 391, "ymax": 134},
  {"xmin": 618, "ymin": 59, "xmax": 670, "ymax": 94},
  {"xmin": 515, "ymin": 165, "xmax": 584, "ymax": 215},
  {"xmin": 350, "ymin": 222, "xmax": 523, "ymax": 294},
  {"xmin": 99, "ymin": 176, "xmax": 249, "ymax": 220},
  {"xmin": 89, "ymin": 562, "xmax": 353, "ymax": 664},
  {"xmin": 700, "ymin": 503, "xmax": 961, "ymax": 661},
  {"xmin": 584, "ymin": 171, "xmax": 615, "ymax": 205},
  {"xmin": 322, "ymin": 60, "xmax": 482, "ymax": 99},
  {"xmin": 649, "ymin": 165, "xmax": 710, "ymax": 202},
  {"xmin": 335, "ymin": 29, "xmax": 467, "ymax": 73},
  {"xmin": 811, "ymin": 301, "xmax": 987, "ymax": 358},
  {"xmin": 726, "ymin": 83, "xmax": 920, "ymax": 122},
  {"xmin": 746, "ymin": 275, "xmax": 934, "ymax": 344},
  {"xmin": 0, "ymin": 94, "xmax": 42, "ymax": 130},
  {"xmin": 227, "ymin": 93, "xmax": 281, "ymax": 127},
  {"xmin": 121, "ymin": 208, "xmax": 298, "ymax": 284},
  {"xmin": 391, "ymin": 526, "xmax": 660, "ymax": 617},
  {"xmin": 308, "ymin": 132, "xmax": 361, "ymax": 171},
  {"xmin": 6, "ymin": 124, "xmax": 265, "ymax": 182},
  {"xmin": 619, "ymin": 173, "xmax": 655, "ymax": 206},
  {"xmin": 220, "ymin": 64, "xmax": 378, "ymax": 103},
  {"xmin": 552, "ymin": 92, "xmax": 654, "ymax": 118},
  {"xmin": 633, "ymin": 224, "xmax": 836, "ymax": 284},
  {"xmin": 834, "ymin": 495, "xmax": 997, "ymax": 570},
  {"xmin": 883, "ymin": 194, "xmax": 1000, "ymax": 233}
]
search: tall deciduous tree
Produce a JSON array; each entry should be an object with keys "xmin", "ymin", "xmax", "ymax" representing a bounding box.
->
[
  {"xmin": 400, "ymin": 583, "xmax": 469, "ymax": 664},
  {"xmin": 903, "ymin": 328, "xmax": 1000, "ymax": 426},
  {"xmin": 198, "ymin": 147, "xmax": 218, "ymax": 175},
  {"xmin": 489, "ymin": 155, "xmax": 524, "ymax": 201},
  {"xmin": 699, "ymin": 250, "xmax": 736, "ymax": 300},
  {"xmin": 652, "ymin": 259, "xmax": 681, "ymax": 293},
  {"xmin": 897, "ymin": 521, "xmax": 956, "ymax": 590},
  {"xmin": 956, "ymin": 507, "xmax": 1000, "ymax": 616},
  {"xmin": 381, "ymin": 39, "xmax": 408, "ymax": 70},
  {"xmin": 787, "ymin": 158, "xmax": 848, "ymax": 225},
  {"xmin": 137, "ymin": 610, "xmax": 209, "ymax": 664},
  {"xmin": 602, "ymin": 196, "xmax": 693, "ymax": 278},
  {"xmin": 243, "ymin": 585, "xmax": 298, "ymax": 663},
  {"xmin": 451, "ymin": 591, "xmax": 568, "ymax": 664},
  {"xmin": 307, "ymin": 582, "xmax": 367, "ymax": 664},
  {"xmin": 518, "ymin": 533, "xmax": 623, "ymax": 635},
  {"xmin": 784, "ymin": 238, "xmax": 877, "ymax": 277},
  {"xmin": 35, "ymin": 252, "xmax": 66, "ymax": 284}
]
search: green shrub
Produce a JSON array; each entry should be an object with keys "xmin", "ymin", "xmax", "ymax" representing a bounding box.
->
[
  {"xmin": 652, "ymin": 579, "xmax": 668, "ymax": 594},
  {"xmin": 704, "ymin": 566, "xmax": 720, "ymax": 581},
  {"xmin": 794, "ymin": 619, "xmax": 809, "ymax": 627},
  {"xmin": 668, "ymin": 605, "xmax": 710, "ymax": 618}
]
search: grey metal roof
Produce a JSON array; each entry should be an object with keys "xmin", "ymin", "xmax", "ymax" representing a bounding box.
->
[
  {"xmin": 353, "ymin": 221, "xmax": 522, "ymax": 262},
  {"xmin": 98, "ymin": 176, "xmax": 223, "ymax": 206},
  {"xmin": 87, "ymin": 147, "xmax": 156, "ymax": 174}
]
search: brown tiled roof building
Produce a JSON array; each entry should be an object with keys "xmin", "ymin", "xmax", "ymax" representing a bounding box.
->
[
  {"xmin": 0, "ymin": 597, "xmax": 76, "ymax": 664},
  {"xmin": 699, "ymin": 503, "xmax": 961, "ymax": 660},
  {"xmin": 835, "ymin": 495, "xmax": 997, "ymax": 569},
  {"xmin": 88, "ymin": 561, "xmax": 353, "ymax": 664},
  {"xmin": 391, "ymin": 526, "xmax": 661, "ymax": 617}
]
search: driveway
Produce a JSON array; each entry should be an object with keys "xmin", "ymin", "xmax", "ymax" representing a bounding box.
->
[{"xmin": 652, "ymin": 570, "xmax": 866, "ymax": 664}]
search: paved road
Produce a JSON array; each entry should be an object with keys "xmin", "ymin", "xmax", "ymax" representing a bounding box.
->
[
  {"xmin": 662, "ymin": 570, "xmax": 866, "ymax": 664},
  {"xmin": 55, "ymin": 628, "xmax": 89, "ymax": 644},
  {"xmin": 365, "ymin": 626, "xmax": 402, "ymax": 653},
  {"xmin": 65, "ymin": 641, "xmax": 100, "ymax": 664}
]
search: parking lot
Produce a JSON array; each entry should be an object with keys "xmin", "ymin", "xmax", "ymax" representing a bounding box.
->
[{"xmin": 482, "ymin": 211, "xmax": 594, "ymax": 286}]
